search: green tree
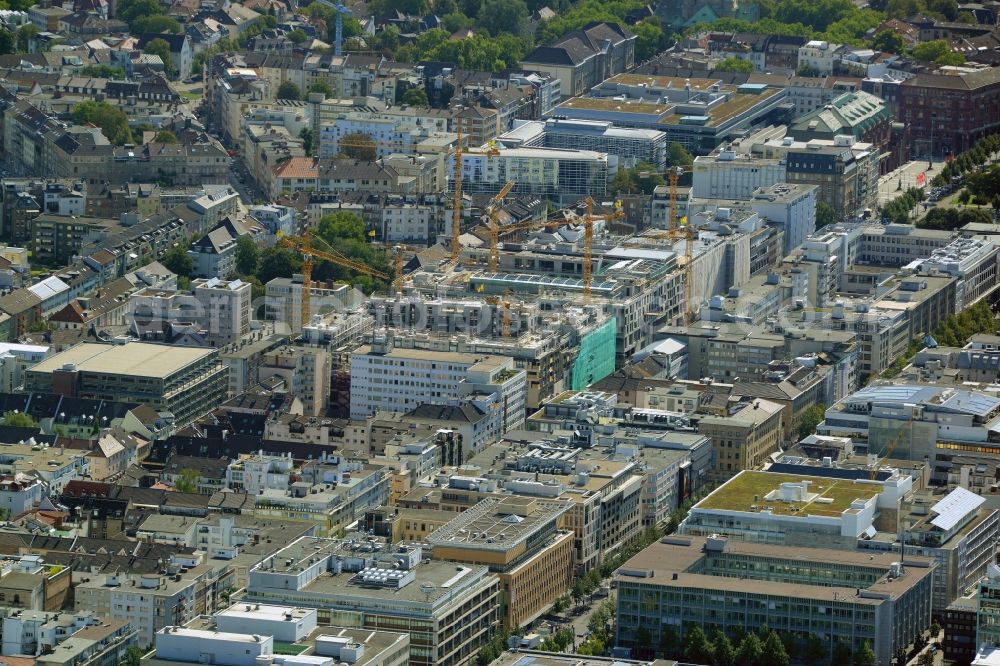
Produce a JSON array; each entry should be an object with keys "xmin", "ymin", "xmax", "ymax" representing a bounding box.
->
[
  {"xmin": 318, "ymin": 211, "xmax": 366, "ymax": 243},
  {"xmin": 798, "ymin": 403, "xmax": 827, "ymax": 439},
  {"xmin": 132, "ymin": 15, "xmax": 182, "ymax": 33},
  {"xmin": 659, "ymin": 626, "xmax": 679, "ymax": 658},
  {"xmin": 144, "ymin": 38, "xmax": 176, "ymax": 77},
  {"xmin": 735, "ymin": 632, "xmax": 763, "ymax": 666},
  {"xmin": 162, "ymin": 243, "xmax": 193, "ymax": 277},
  {"xmin": 773, "ymin": 0, "xmax": 856, "ymax": 31},
  {"xmin": 174, "ymin": 468, "xmax": 200, "ymax": 493},
  {"xmin": 552, "ymin": 595, "xmax": 569, "ymax": 614},
  {"xmin": 477, "ymin": 0, "xmax": 528, "ymax": 36},
  {"xmin": 832, "ymin": 641, "xmax": 853, "ymax": 665},
  {"xmin": 871, "ymin": 29, "xmax": 905, "ymax": 53},
  {"xmin": 277, "ymin": 80, "xmax": 301, "ymax": 100},
  {"xmin": 257, "ymin": 245, "xmax": 303, "ymax": 284},
  {"xmin": 804, "ymin": 634, "xmax": 826, "ymax": 663},
  {"xmin": 154, "ymin": 130, "xmax": 178, "ymax": 144},
  {"xmin": 1, "ymin": 412, "xmax": 36, "ymax": 428},
  {"xmin": 612, "ymin": 161, "xmax": 666, "ymax": 195},
  {"xmin": 16, "ymin": 24, "xmax": 37, "ymax": 52},
  {"xmin": 667, "ymin": 143, "xmax": 694, "ymax": 169},
  {"xmin": 71, "ymin": 101, "xmax": 133, "ymax": 145},
  {"xmin": 0, "ymin": 30, "xmax": 14, "ymax": 56},
  {"xmin": 121, "ymin": 645, "xmax": 145, "ymax": 666},
  {"xmin": 715, "ymin": 56, "xmax": 754, "ymax": 73},
  {"xmin": 762, "ymin": 631, "xmax": 789, "ymax": 666},
  {"xmin": 633, "ymin": 18, "xmax": 667, "ymax": 61},
  {"xmin": 854, "ymin": 641, "xmax": 877, "ymax": 666},
  {"xmin": 300, "ymin": 127, "xmax": 316, "ymax": 155},
  {"xmin": 797, "ymin": 63, "xmax": 822, "ymax": 77},
  {"xmin": 401, "ymin": 86, "xmax": 429, "ymax": 107},
  {"xmin": 235, "ymin": 235, "xmax": 259, "ymax": 276},
  {"xmin": 117, "ymin": 0, "xmax": 165, "ymax": 24},
  {"xmin": 711, "ymin": 629, "xmax": 735, "ymax": 666},
  {"xmin": 308, "ymin": 81, "xmax": 334, "ymax": 98},
  {"xmin": 80, "ymin": 64, "xmax": 126, "ymax": 79},
  {"xmin": 340, "ymin": 132, "xmax": 377, "ymax": 160},
  {"xmin": 634, "ymin": 627, "xmax": 652, "ymax": 655},
  {"xmin": 816, "ymin": 200, "xmax": 837, "ymax": 229},
  {"xmin": 911, "ymin": 39, "xmax": 964, "ymax": 64},
  {"xmin": 287, "ymin": 29, "xmax": 308, "ymax": 43},
  {"xmin": 683, "ymin": 626, "xmax": 713, "ymax": 665}
]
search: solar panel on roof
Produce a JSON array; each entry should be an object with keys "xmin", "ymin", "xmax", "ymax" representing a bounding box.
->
[{"xmin": 930, "ymin": 486, "xmax": 984, "ymax": 531}]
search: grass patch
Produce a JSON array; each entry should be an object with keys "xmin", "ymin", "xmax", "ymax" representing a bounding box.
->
[
  {"xmin": 271, "ymin": 642, "xmax": 308, "ymax": 655},
  {"xmin": 695, "ymin": 471, "xmax": 881, "ymax": 517}
]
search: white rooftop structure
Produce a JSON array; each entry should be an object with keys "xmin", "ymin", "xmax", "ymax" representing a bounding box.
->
[{"xmin": 930, "ymin": 486, "xmax": 986, "ymax": 531}]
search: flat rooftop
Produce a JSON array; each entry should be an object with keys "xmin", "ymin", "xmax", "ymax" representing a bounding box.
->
[
  {"xmin": 606, "ymin": 73, "xmax": 723, "ymax": 89},
  {"xmin": 427, "ymin": 497, "xmax": 568, "ymax": 551},
  {"xmin": 693, "ymin": 469, "xmax": 883, "ymax": 518},
  {"xmin": 615, "ymin": 535, "xmax": 935, "ymax": 602},
  {"xmin": 29, "ymin": 342, "xmax": 214, "ymax": 379}
]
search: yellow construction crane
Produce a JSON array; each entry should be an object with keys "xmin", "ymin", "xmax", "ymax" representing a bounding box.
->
[
  {"xmin": 870, "ymin": 416, "xmax": 913, "ymax": 480},
  {"xmin": 279, "ymin": 231, "xmax": 389, "ymax": 325},
  {"xmin": 635, "ymin": 165, "xmax": 696, "ymax": 323},
  {"xmin": 486, "ymin": 180, "xmax": 515, "ymax": 273},
  {"xmin": 579, "ymin": 197, "xmax": 624, "ymax": 301},
  {"xmin": 451, "ymin": 122, "xmax": 500, "ymax": 265},
  {"xmin": 484, "ymin": 294, "xmax": 513, "ymax": 337},
  {"xmin": 393, "ymin": 245, "xmax": 405, "ymax": 292}
]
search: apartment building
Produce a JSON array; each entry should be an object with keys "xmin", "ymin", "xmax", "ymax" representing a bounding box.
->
[
  {"xmin": 188, "ymin": 217, "xmax": 267, "ymax": 280},
  {"xmin": 454, "ymin": 147, "xmax": 611, "ymax": 205},
  {"xmin": 264, "ymin": 276, "xmax": 355, "ymax": 334},
  {"xmin": 74, "ymin": 569, "xmax": 213, "ymax": 645},
  {"xmin": 23, "ymin": 342, "xmax": 228, "ymax": 426},
  {"xmin": 428, "ymin": 497, "xmax": 575, "ymax": 629},
  {"xmin": 245, "ymin": 536, "xmax": 500, "ymax": 666},
  {"xmin": 797, "ymin": 40, "xmax": 843, "ymax": 75},
  {"xmin": 258, "ymin": 346, "xmax": 329, "ymax": 417},
  {"xmin": 129, "ymin": 278, "xmax": 252, "ymax": 346},
  {"xmin": 698, "ymin": 398, "xmax": 784, "ymax": 474},
  {"xmin": 317, "ymin": 114, "xmax": 457, "ymax": 159},
  {"xmin": 349, "ymin": 341, "xmax": 527, "ymax": 435},
  {"xmin": 30, "ymin": 215, "xmax": 119, "ymax": 264},
  {"xmin": 615, "ymin": 535, "xmax": 934, "ymax": 666}
]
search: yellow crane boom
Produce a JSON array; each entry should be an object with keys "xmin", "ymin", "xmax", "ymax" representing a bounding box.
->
[
  {"xmin": 279, "ymin": 231, "xmax": 389, "ymax": 324},
  {"xmin": 486, "ymin": 180, "xmax": 515, "ymax": 273},
  {"xmin": 451, "ymin": 122, "xmax": 500, "ymax": 266}
]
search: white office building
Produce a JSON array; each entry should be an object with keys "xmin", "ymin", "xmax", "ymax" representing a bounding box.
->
[
  {"xmin": 497, "ymin": 118, "xmax": 668, "ymax": 170},
  {"xmin": 453, "ymin": 147, "xmax": 612, "ymax": 205},
  {"xmin": 214, "ymin": 604, "xmax": 317, "ymax": 643},
  {"xmin": 349, "ymin": 339, "xmax": 527, "ymax": 436},
  {"xmin": 692, "ymin": 150, "xmax": 785, "ymax": 199}
]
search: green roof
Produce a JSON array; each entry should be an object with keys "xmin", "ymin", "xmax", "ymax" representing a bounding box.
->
[{"xmin": 694, "ymin": 470, "xmax": 883, "ymax": 518}]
